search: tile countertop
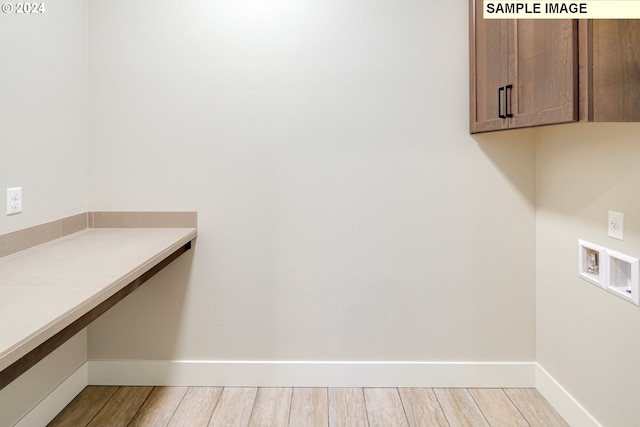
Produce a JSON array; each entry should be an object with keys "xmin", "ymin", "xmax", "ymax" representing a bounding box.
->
[{"xmin": 0, "ymin": 227, "xmax": 196, "ymax": 373}]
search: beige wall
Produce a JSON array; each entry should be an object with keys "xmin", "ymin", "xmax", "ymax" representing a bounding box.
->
[
  {"xmin": 13, "ymin": 2, "xmax": 640, "ymax": 426},
  {"xmin": 86, "ymin": 0, "xmax": 536, "ymax": 363},
  {"xmin": 537, "ymin": 123, "xmax": 640, "ymax": 427},
  {"xmin": 0, "ymin": 0, "xmax": 87, "ymax": 235},
  {"xmin": 0, "ymin": 1, "xmax": 88, "ymax": 424}
]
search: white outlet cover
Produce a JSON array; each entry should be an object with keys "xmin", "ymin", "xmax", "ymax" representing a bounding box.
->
[
  {"xmin": 6, "ymin": 187, "xmax": 22, "ymax": 215},
  {"xmin": 608, "ymin": 210, "xmax": 624, "ymax": 240}
]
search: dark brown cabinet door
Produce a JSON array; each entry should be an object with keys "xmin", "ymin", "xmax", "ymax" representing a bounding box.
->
[
  {"xmin": 509, "ymin": 20, "xmax": 578, "ymax": 128},
  {"xmin": 469, "ymin": 2, "xmax": 509, "ymax": 132},
  {"xmin": 590, "ymin": 20, "xmax": 640, "ymax": 122}
]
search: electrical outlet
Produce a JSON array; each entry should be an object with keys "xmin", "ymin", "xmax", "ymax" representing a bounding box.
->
[
  {"xmin": 6, "ymin": 187, "xmax": 22, "ymax": 215},
  {"xmin": 608, "ymin": 210, "xmax": 624, "ymax": 240}
]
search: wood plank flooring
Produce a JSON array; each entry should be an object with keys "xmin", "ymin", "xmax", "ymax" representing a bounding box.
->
[{"xmin": 48, "ymin": 386, "xmax": 569, "ymax": 427}]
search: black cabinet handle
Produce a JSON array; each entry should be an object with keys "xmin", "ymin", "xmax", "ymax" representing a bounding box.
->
[
  {"xmin": 498, "ymin": 86, "xmax": 506, "ymax": 119},
  {"xmin": 505, "ymin": 84, "xmax": 513, "ymax": 118}
]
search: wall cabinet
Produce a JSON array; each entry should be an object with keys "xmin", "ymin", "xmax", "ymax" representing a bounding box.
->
[{"xmin": 469, "ymin": 0, "xmax": 640, "ymax": 133}]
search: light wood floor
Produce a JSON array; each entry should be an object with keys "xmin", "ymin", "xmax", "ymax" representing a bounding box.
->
[{"xmin": 48, "ymin": 386, "xmax": 570, "ymax": 427}]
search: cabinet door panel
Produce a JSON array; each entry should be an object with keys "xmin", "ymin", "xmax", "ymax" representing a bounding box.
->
[
  {"xmin": 592, "ymin": 20, "xmax": 640, "ymax": 122},
  {"xmin": 470, "ymin": 2, "xmax": 509, "ymax": 133},
  {"xmin": 510, "ymin": 20, "xmax": 578, "ymax": 128}
]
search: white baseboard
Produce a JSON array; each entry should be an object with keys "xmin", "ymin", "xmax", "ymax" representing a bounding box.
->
[
  {"xmin": 21, "ymin": 360, "xmax": 604, "ymax": 427},
  {"xmin": 88, "ymin": 360, "xmax": 535, "ymax": 388},
  {"xmin": 16, "ymin": 362, "xmax": 88, "ymax": 427},
  {"xmin": 536, "ymin": 364, "xmax": 602, "ymax": 427}
]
